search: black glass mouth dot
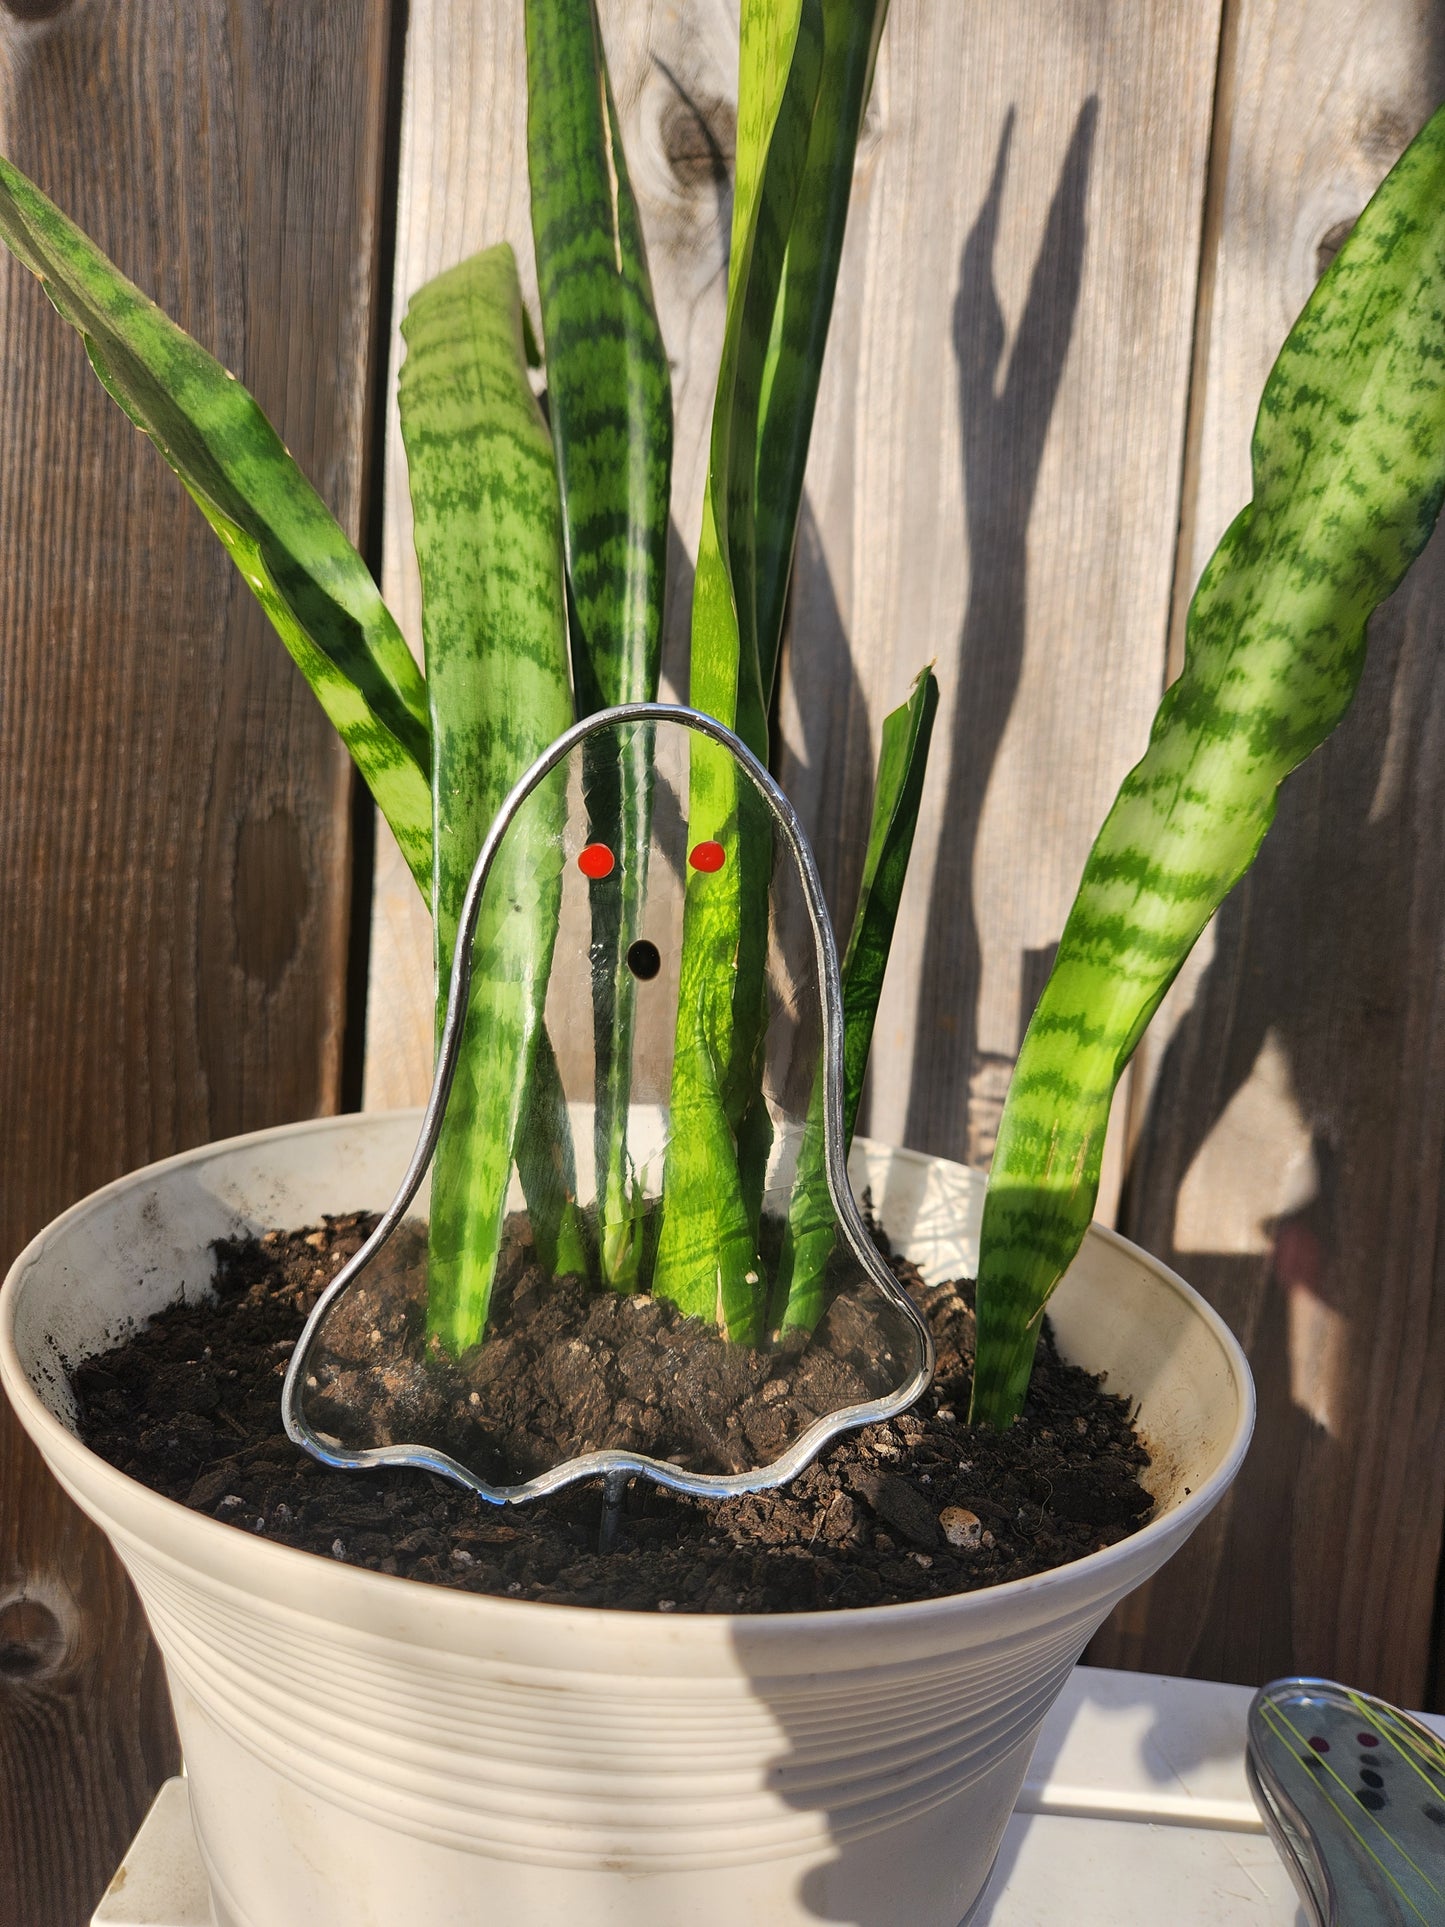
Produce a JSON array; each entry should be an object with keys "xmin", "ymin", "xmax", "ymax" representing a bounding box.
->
[{"xmin": 626, "ymin": 938, "xmax": 661, "ymax": 982}]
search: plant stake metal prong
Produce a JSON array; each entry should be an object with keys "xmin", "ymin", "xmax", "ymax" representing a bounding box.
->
[{"xmin": 598, "ymin": 1469, "xmax": 628, "ymax": 1554}]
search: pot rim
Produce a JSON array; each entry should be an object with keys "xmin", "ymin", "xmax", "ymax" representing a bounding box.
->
[{"xmin": 0, "ymin": 1109, "xmax": 1255, "ymax": 1644}]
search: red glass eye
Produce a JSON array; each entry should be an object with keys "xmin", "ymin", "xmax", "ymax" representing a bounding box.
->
[
  {"xmin": 689, "ymin": 840, "xmax": 726, "ymax": 873},
  {"xmin": 578, "ymin": 843, "xmax": 615, "ymax": 879}
]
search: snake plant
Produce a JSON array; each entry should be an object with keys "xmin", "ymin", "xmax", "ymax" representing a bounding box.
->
[
  {"xmin": 0, "ymin": 0, "xmax": 933, "ymax": 1355},
  {"xmin": 11, "ymin": 11, "xmax": 1441, "ymax": 1436},
  {"xmin": 970, "ymin": 100, "xmax": 1445, "ymax": 1428}
]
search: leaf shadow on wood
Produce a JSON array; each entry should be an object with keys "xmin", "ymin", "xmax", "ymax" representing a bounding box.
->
[
  {"xmin": 773, "ymin": 500, "xmax": 869, "ymax": 927},
  {"xmin": 1093, "ymin": 531, "xmax": 1445, "ymax": 1707},
  {"xmin": 903, "ymin": 96, "xmax": 1097, "ymax": 1167}
]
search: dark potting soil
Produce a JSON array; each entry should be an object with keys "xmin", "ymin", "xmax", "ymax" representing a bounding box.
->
[
  {"xmin": 74, "ymin": 1213, "xmax": 1153, "ymax": 1614},
  {"xmin": 294, "ymin": 1216, "xmax": 922, "ymax": 1481}
]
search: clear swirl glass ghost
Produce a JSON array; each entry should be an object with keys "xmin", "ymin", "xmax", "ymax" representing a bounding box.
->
[{"xmin": 283, "ymin": 706, "xmax": 932, "ymax": 1501}]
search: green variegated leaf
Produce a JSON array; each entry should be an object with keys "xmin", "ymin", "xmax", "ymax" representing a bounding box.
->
[
  {"xmin": 652, "ymin": 758, "xmax": 774, "ymax": 1341},
  {"xmin": 0, "ymin": 154, "xmax": 433, "ymax": 896},
  {"xmin": 525, "ymin": 0, "xmax": 673, "ymax": 1287},
  {"xmin": 834, "ymin": 668, "xmax": 937, "ymax": 1143},
  {"xmin": 971, "ymin": 103, "xmax": 1445, "ymax": 1429},
  {"xmin": 774, "ymin": 666, "xmax": 937, "ymax": 1333},
  {"xmin": 693, "ymin": 0, "xmax": 824, "ymax": 760},
  {"xmin": 754, "ymin": 0, "xmax": 889, "ymax": 703},
  {"xmin": 398, "ymin": 245, "xmax": 578, "ymax": 1351},
  {"xmin": 516, "ymin": 1026, "xmax": 590, "ymax": 1282},
  {"xmin": 525, "ymin": 0, "xmax": 671, "ymax": 717},
  {"xmin": 652, "ymin": 0, "xmax": 824, "ymax": 1339}
]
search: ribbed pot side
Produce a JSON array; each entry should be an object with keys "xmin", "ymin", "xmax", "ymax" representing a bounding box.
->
[{"xmin": 0, "ymin": 1112, "xmax": 1253, "ymax": 1927}]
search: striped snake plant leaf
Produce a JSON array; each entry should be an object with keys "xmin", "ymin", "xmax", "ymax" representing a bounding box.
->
[
  {"xmin": 773, "ymin": 665, "xmax": 938, "ymax": 1334},
  {"xmin": 652, "ymin": 0, "xmax": 825, "ymax": 1340},
  {"xmin": 398, "ymin": 245, "xmax": 580, "ymax": 1353},
  {"xmin": 971, "ymin": 102, "xmax": 1445, "ymax": 1430},
  {"xmin": 524, "ymin": 0, "xmax": 671, "ymax": 718},
  {"xmin": 0, "ymin": 154, "xmax": 433, "ymax": 898},
  {"xmin": 516, "ymin": 1025, "xmax": 589, "ymax": 1287},
  {"xmin": 525, "ymin": 0, "xmax": 674, "ymax": 1287},
  {"xmin": 754, "ymin": 0, "xmax": 890, "ymax": 704},
  {"xmin": 689, "ymin": 0, "xmax": 825, "ymax": 760}
]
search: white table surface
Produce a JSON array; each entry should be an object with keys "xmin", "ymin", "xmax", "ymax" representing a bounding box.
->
[{"xmin": 92, "ymin": 1664, "xmax": 1445, "ymax": 1926}]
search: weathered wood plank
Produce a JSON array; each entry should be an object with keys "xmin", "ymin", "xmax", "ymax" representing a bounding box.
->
[
  {"xmin": 0, "ymin": 3, "xmax": 396, "ymax": 1918},
  {"xmin": 365, "ymin": 3, "xmax": 1222, "ymax": 1253},
  {"xmin": 1094, "ymin": 0, "xmax": 1445, "ymax": 1707}
]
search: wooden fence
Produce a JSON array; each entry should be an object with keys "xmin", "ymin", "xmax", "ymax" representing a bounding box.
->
[{"xmin": 2, "ymin": 2, "xmax": 1444, "ymax": 1920}]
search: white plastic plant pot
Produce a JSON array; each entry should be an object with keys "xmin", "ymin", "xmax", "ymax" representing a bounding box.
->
[{"xmin": 0, "ymin": 1111, "xmax": 1253, "ymax": 1927}]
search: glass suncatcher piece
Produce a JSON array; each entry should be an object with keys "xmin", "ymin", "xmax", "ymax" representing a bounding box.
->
[
  {"xmin": 282, "ymin": 706, "xmax": 933, "ymax": 1503},
  {"xmin": 1246, "ymin": 1676, "xmax": 1445, "ymax": 1925}
]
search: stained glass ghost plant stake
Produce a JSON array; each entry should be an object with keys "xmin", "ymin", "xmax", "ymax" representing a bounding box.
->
[{"xmin": 282, "ymin": 705, "xmax": 934, "ymax": 1505}]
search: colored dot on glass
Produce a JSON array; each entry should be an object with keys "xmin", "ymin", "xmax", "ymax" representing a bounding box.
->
[
  {"xmin": 1361, "ymin": 1769, "xmax": 1384, "ymax": 1789},
  {"xmin": 578, "ymin": 843, "xmax": 615, "ymax": 880},
  {"xmin": 1309, "ymin": 1736, "xmax": 1331, "ymax": 1753},
  {"xmin": 1358, "ymin": 1789, "xmax": 1387, "ymax": 1812},
  {"xmin": 1358, "ymin": 1733, "xmax": 1380, "ymax": 1748},
  {"xmin": 689, "ymin": 840, "xmax": 726, "ymax": 873}
]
